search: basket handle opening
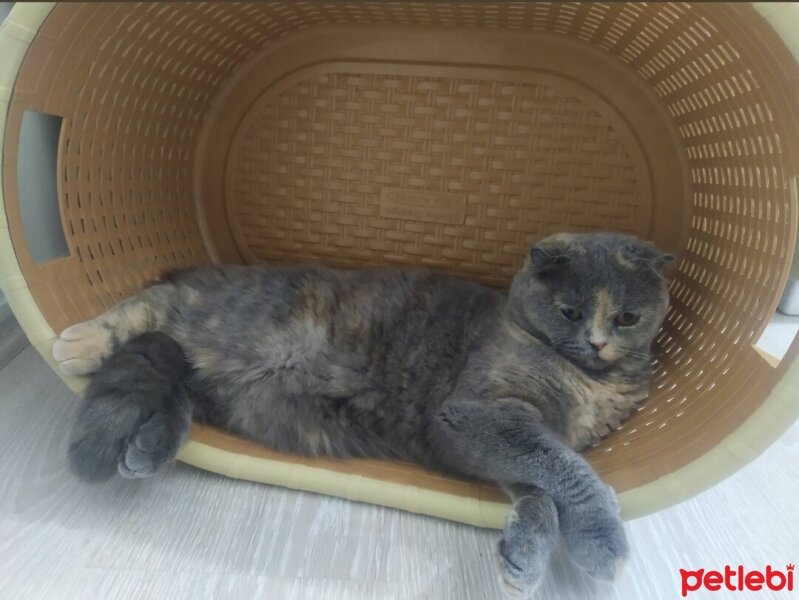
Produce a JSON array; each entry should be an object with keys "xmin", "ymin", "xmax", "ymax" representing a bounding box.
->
[{"xmin": 17, "ymin": 109, "xmax": 70, "ymax": 263}]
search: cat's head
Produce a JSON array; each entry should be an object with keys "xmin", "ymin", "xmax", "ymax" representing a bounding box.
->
[{"xmin": 508, "ymin": 233, "xmax": 673, "ymax": 371}]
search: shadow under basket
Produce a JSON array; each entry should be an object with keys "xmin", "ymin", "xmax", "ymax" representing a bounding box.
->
[{"xmin": 2, "ymin": 2, "xmax": 799, "ymax": 525}]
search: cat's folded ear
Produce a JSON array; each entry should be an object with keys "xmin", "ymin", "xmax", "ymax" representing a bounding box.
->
[
  {"xmin": 620, "ymin": 241, "xmax": 674, "ymax": 275},
  {"xmin": 529, "ymin": 245, "xmax": 571, "ymax": 275}
]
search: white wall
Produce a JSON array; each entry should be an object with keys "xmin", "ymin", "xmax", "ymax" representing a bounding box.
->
[{"xmin": 0, "ymin": 4, "xmax": 12, "ymax": 306}]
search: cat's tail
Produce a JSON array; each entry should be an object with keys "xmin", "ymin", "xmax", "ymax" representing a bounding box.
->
[{"xmin": 67, "ymin": 331, "xmax": 192, "ymax": 482}]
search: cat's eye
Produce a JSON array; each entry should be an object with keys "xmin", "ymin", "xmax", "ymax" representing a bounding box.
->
[
  {"xmin": 615, "ymin": 312, "xmax": 640, "ymax": 326},
  {"xmin": 561, "ymin": 307, "xmax": 582, "ymax": 322}
]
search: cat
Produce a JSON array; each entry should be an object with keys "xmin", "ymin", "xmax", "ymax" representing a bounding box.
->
[{"xmin": 55, "ymin": 232, "xmax": 672, "ymax": 596}]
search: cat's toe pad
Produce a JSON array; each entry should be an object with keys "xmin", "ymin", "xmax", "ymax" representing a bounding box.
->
[
  {"xmin": 53, "ymin": 320, "xmax": 113, "ymax": 375},
  {"xmin": 495, "ymin": 540, "xmax": 543, "ymax": 597},
  {"xmin": 494, "ymin": 492, "xmax": 558, "ymax": 597},
  {"xmin": 572, "ymin": 548, "xmax": 627, "ymax": 583},
  {"xmin": 562, "ymin": 509, "xmax": 629, "ymax": 582},
  {"xmin": 118, "ymin": 414, "xmax": 182, "ymax": 478},
  {"xmin": 495, "ymin": 549, "xmax": 527, "ymax": 596}
]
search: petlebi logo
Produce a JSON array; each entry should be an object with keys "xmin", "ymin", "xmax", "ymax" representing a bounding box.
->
[{"xmin": 680, "ymin": 564, "xmax": 794, "ymax": 596}]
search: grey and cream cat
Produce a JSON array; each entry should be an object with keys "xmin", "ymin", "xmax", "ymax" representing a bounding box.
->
[{"xmin": 56, "ymin": 232, "xmax": 672, "ymax": 596}]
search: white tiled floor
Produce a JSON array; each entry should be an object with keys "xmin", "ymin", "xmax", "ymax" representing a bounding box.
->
[{"xmin": 756, "ymin": 312, "xmax": 799, "ymax": 362}]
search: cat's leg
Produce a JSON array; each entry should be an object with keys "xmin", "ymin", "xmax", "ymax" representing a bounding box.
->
[
  {"xmin": 53, "ymin": 282, "xmax": 175, "ymax": 375},
  {"xmin": 432, "ymin": 397, "xmax": 628, "ymax": 587},
  {"xmin": 68, "ymin": 332, "xmax": 191, "ymax": 481},
  {"xmin": 494, "ymin": 483, "xmax": 558, "ymax": 596}
]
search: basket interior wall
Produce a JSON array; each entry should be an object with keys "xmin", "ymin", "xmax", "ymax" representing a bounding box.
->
[{"xmin": 3, "ymin": 2, "xmax": 798, "ymax": 490}]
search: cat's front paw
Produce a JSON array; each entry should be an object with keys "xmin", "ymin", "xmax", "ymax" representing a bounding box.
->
[
  {"xmin": 560, "ymin": 487, "xmax": 629, "ymax": 582},
  {"xmin": 495, "ymin": 491, "xmax": 558, "ymax": 597},
  {"xmin": 53, "ymin": 320, "xmax": 114, "ymax": 375}
]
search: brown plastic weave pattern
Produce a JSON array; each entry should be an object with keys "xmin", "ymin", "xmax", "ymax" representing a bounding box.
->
[
  {"xmin": 3, "ymin": 2, "xmax": 798, "ymax": 494},
  {"xmin": 226, "ymin": 68, "xmax": 654, "ymax": 284}
]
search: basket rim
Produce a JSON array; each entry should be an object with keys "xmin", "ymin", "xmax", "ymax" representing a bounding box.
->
[{"xmin": 0, "ymin": 1, "xmax": 797, "ymax": 523}]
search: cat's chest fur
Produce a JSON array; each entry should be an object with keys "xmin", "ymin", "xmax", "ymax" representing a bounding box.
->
[
  {"xmin": 483, "ymin": 333, "xmax": 650, "ymax": 451},
  {"xmin": 563, "ymin": 370, "xmax": 649, "ymax": 450}
]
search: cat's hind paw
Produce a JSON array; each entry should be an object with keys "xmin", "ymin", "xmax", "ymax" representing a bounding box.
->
[{"xmin": 117, "ymin": 411, "xmax": 186, "ymax": 479}]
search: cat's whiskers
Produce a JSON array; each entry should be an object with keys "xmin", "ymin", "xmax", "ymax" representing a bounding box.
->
[{"xmin": 550, "ymin": 336, "xmax": 576, "ymax": 348}]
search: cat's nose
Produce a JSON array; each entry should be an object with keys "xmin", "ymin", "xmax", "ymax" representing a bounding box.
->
[{"xmin": 589, "ymin": 339, "xmax": 607, "ymax": 352}]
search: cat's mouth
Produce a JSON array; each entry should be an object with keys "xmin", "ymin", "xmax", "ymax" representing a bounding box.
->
[
  {"xmin": 571, "ymin": 346, "xmax": 621, "ymax": 371},
  {"xmin": 596, "ymin": 345, "xmax": 620, "ymax": 362}
]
